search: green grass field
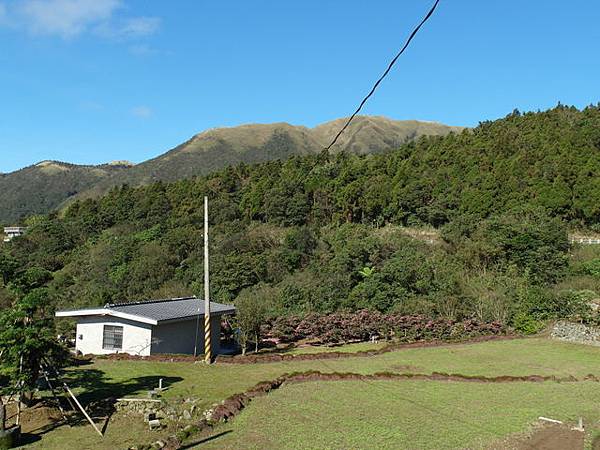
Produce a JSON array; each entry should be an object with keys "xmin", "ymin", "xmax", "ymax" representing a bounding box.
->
[
  {"xmin": 23, "ymin": 338, "xmax": 600, "ymax": 449},
  {"xmin": 282, "ymin": 340, "xmax": 389, "ymax": 355},
  {"xmin": 200, "ymin": 381, "xmax": 600, "ymax": 450}
]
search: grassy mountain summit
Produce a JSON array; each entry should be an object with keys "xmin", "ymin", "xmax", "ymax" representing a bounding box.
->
[
  {"xmin": 312, "ymin": 116, "xmax": 463, "ymax": 154},
  {"xmin": 0, "ymin": 161, "xmax": 132, "ymax": 224},
  {"xmin": 75, "ymin": 116, "xmax": 460, "ymax": 200},
  {"xmin": 0, "ymin": 117, "xmax": 460, "ymax": 222}
]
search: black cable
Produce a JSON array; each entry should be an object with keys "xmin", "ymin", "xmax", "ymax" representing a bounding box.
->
[{"xmin": 325, "ymin": 0, "xmax": 442, "ymax": 150}]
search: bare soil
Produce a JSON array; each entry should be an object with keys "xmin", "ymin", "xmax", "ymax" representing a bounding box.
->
[
  {"xmin": 491, "ymin": 423, "xmax": 584, "ymax": 450},
  {"xmin": 5, "ymin": 402, "xmax": 63, "ymax": 434}
]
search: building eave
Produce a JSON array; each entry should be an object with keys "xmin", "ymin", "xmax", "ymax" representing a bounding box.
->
[{"xmin": 55, "ymin": 309, "xmax": 158, "ymax": 326}]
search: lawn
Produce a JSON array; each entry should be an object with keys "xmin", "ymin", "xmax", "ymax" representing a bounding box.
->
[
  {"xmin": 22, "ymin": 338, "xmax": 600, "ymax": 449},
  {"xmin": 199, "ymin": 380, "xmax": 600, "ymax": 450},
  {"xmin": 281, "ymin": 340, "xmax": 389, "ymax": 355}
]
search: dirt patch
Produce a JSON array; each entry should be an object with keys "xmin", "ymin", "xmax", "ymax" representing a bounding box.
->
[
  {"xmin": 5, "ymin": 402, "xmax": 63, "ymax": 434},
  {"xmin": 492, "ymin": 423, "xmax": 584, "ymax": 450},
  {"xmin": 390, "ymin": 364, "xmax": 422, "ymax": 372}
]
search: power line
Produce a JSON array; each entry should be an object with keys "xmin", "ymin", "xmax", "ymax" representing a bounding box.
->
[{"xmin": 325, "ymin": 0, "xmax": 442, "ymax": 151}]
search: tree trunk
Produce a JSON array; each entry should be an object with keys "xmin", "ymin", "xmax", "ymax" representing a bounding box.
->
[{"xmin": 254, "ymin": 332, "xmax": 259, "ymax": 353}]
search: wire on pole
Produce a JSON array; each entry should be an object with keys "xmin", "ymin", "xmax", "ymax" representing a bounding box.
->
[{"xmin": 325, "ymin": 0, "xmax": 441, "ymax": 151}]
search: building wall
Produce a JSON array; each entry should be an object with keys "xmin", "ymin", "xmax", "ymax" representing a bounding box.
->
[
  {"xmin": 150, "ymin": 315, "xmax": 222, "ymax": 355},
  {"xmin": 75, "ymin": 316, "xmax": 153, "ymax": 356}
]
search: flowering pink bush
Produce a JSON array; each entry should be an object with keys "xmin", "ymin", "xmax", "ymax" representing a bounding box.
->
[{"xmin": 264, "ymin": 310, "xmax": 504, "ymax": 345}]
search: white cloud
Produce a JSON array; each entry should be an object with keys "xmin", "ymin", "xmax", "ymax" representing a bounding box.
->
[
  {"xmin": 120, "ymin": 17, "xmax": 160, "ymax": 37},
  {"xmin": 95, "ymin": 16, "xmax": 160, "ymax": 39},
  {"xmin": 0, "ymin": 0, "xmax": 160, "ymax": 40},
  {"xmin": 17, "ymin": 0, "xmax": 121, "ymax": 38},
  {"xmin": 131, "ymin": 105, "xmax": 153, "ymax": 118}
]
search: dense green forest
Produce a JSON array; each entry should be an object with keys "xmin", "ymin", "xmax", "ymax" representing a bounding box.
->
[
  {"xmin": 1, "ymin": 105, "xmax": 600, "ymax": 333},
  {"xmin": 0, "ymin": 117, "xmax": 459, "ymax": 223}
]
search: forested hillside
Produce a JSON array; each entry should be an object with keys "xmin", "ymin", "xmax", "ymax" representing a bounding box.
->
[
  {"xmin": 0, "ymin": 161, "xmax": 132, "ymax": 224},
  {"xmin": 74, "ymin": 117, "xmax": 461, "ymax": 201},
  {"xmin": 1, "ymin": 105, "xmax": 600, "ymax": 333},
  {"xmin": 0, "ymin": 117, "xmax": 459, "ymax": 222}
]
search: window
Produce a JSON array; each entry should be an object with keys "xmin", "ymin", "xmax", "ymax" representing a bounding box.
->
[{"xmin": 102, "ymin": 325, "xmax": 123, "ymax": 350}]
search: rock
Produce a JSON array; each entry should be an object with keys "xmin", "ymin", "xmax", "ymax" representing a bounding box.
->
[
  {"xmin": 551, "ymin": 321, "xmax": 600, "ymax": 346},
  {"xmin": 183, "ymin": 410, "xmax": 192, "ymax": 420},
  {"xmin": 152, "ymin": 440, "xmax": 166, "ymax": 449},
  {"xmin": 148, "ymin": 419, "xmax": 162, "ymax": 430},
  {"xmin": 183, "ymin": 425, "xmax": 195, "ymax": 433}
]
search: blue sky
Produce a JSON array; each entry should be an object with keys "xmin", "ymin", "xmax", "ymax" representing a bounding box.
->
[{"xmin": 1, "ymin": 0, "xmax": 599, "ymax": 173}]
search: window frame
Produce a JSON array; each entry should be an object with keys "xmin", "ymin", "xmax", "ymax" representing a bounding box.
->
[{"xmin": 102, "ymin": 324, "xmax": 123, "ymax": 350}]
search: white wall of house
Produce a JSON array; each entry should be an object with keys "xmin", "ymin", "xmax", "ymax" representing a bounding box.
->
[
  {"xmin": 75, "ymin": 316, "xmax": 152, "ymax": 356},
  {"xmin": 151, "ymin": 315, "xmax": 222, "ymax": 355}
]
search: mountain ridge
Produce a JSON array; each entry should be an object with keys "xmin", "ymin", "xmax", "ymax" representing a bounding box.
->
[{"xmin": 0, "ymin": 116, "xmax": 463, "ymax": 223}]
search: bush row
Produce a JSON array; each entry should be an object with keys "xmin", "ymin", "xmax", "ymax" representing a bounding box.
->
[{"xmin": 264, "ymin": 310, "xmax": 505, "ymax": 345}]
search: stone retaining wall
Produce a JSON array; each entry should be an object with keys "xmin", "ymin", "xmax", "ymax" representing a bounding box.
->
[{"xmin": 550, "ymin": 321, "xmax": 600, "ymax": 346}]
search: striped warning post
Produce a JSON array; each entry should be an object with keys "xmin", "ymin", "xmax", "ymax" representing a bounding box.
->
[{"xmin": 204, "ymin": 313, "xmax": 212, "ymax": 363}]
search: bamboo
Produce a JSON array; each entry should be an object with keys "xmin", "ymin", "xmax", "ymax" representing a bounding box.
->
[
  {"xmin": 42, "ymin": 360, "xmax": 102, "ymax": 437},
  {"xmin": 40, "ymin": 366, "xmax": 70, "ymax": 424},
  {"xmin": 63, "ymin": 383, "xmax": 103, "ymax": 437},
  {"xmin": 16, "ymin": 355, "xmax": 22, "ymax": 426}
]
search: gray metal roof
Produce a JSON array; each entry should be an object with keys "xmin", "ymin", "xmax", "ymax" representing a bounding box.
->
[{"xmin": 106, "ymin": 297, "xmax": 235, "ymax": 323}]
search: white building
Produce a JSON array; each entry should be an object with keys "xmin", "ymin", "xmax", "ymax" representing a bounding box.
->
[
  {"xmin": 3, "ymin": 227, "xmax": 27, "ymax": 242},
  {"xmin": 56, "ymin": 297, "xmax": 235, "ymax": 356}
]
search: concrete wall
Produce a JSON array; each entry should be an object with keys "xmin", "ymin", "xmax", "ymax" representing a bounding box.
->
[
  {"xmin": 75, "ymin": 316, "xmax": 152, "ymax": 356},
  {"xmin": 151, "ymin": 315, "xmax": 222, "ymax": 355}
]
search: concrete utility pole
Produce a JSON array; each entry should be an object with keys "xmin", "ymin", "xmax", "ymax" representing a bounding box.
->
[{"xmin": 203, "ymin": 196, "xmax": 212, "ymax": 363}]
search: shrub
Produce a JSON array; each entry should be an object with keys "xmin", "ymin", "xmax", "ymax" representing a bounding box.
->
[
  {"xmin": 512, "ymin": 313, "xmax": 545, "ymax": 335},
  {"xmin": 554, "ymin": 289, "xmax": 598, "ymax": 324},
  {"xmin": 265, "ymin": 310, "xmax": 504, "ymax": 345},
  {"xmin": 582, "ymin": 259, "xmax": 600, "ymax": 278}
]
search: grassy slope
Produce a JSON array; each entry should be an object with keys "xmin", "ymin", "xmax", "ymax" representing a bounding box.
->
[
  {"xmin": 283, "ymin": 341, "xmax": 389, "ymax": 355},
  {"xmin": 201, "ymin": 381, "xmax": 600, "ymax": 450},
  {"xmin": 79, "ymin": 338, "xmax": 600, "ymax": 404},
  {"xmin": 24, "ymin": 338, "xmax": 600, "ymax": 449}
]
